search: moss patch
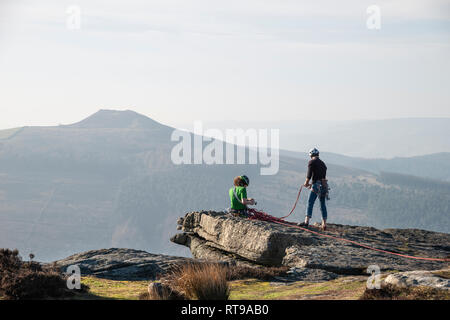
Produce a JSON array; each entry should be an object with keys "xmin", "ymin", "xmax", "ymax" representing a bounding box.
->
[
  {"xmin": 79, "ymin": 276, "xmax": 149, "ymax": 300},
  {"xmin": 229, "ymin": 276, "xmax": 367, "ymax": 300}
]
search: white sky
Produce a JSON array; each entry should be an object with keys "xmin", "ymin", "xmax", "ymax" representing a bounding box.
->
[{"xmin": 0, "ymin": 0, "xmax": 449, "ymax": 129}]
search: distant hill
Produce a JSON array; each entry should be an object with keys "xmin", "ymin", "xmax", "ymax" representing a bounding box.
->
[
  {"xmin": 0, "ymin": 110, "xmax": 448, "ymax": 262},
  {"xmin": 67, "ymin": 109, "xmax": 166, "ymax": 129}
]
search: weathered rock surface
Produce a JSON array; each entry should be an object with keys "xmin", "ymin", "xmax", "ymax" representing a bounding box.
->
[
  {"xmin": 53, "ymin": 248, "xmax": 192, "ymax": 280},
  {"xmin": 171, "ymin": 211, "xmax": 450, "ymax": 275},
  {"xmin": 280, "ymin": 267, "xmax": 339, "ymax": 282},
  {"xmin": 384, "ymin": 268, "xmax": 450, "ymax": 290},
  {"xmin": 52, "ymin": 212, "xmax": 449, "ymax": 283},
  {"xmin": 147, "ymin": 282, "xmax": 185, "ymax": 300}
]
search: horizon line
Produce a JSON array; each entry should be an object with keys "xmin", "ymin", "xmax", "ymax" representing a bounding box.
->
[{"xmin": 1, "ymin": 108, "xmax": 450, "ymax": 131}]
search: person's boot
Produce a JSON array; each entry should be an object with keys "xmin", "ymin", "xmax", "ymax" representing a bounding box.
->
[
  {"xmin": 298, "ymin": 217, "xmax": 310, "ymax": 227},
  {"xmin": 321, "ymin": 219, "xmax": 327, "ymax": 231}
]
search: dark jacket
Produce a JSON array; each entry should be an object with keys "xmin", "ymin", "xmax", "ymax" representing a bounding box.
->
[{"xmin": 307, "ymin": 157, "xmax": 327, "ymax": 183}]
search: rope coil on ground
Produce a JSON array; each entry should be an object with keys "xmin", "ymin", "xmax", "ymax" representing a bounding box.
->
[{"xmin": 247, "ymin": 185, "xmax": 450, "ymax": 263}]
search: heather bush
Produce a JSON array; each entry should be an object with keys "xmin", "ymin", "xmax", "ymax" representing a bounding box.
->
[{"xmin": 0, "ymin": 248, "xmax": 86, "ymax": 300}]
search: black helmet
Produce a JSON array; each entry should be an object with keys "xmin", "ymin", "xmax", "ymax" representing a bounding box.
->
[
  {"xmin": 309, "ymin": 148, "xmax": 320, "ymax": 156},
  {"xmin": 240, "ymin": 175, "xmax": 250, "ymax": 186}
]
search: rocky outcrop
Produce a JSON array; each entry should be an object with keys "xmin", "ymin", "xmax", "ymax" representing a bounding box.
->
[
  {"xmin": 52, "ymin": 212, "xmax": 449, "ymax": 284},
  {"xmin": 384, "ymin": 268, "xmax": 450, "ymax": 290},
  {"xmin": 53, "ymin": 248, "xmax": 192, "ymax": 280},
  {"xmin": 171, "ymin": 211, "xmax": 450, "ymax": 275}
]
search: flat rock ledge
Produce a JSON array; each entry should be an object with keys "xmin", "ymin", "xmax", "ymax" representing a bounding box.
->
[
  {"xmin": 53, "ymin": 248, "xmax": 192, "ymax": 280},
  {"xmin": 384, "ymin": 269, "xmax": 450, "ymax": 290},
  {"xmin": 171, "ymin": 211, "xmax": 450, "ymax": 276}
]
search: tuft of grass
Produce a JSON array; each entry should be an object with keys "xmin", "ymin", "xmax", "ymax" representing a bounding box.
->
[
  {"xmin": 145, "ymin": 263, "xmax": 289, "ymax": 300},
  {"xmin": 163, "ymin": 263, "xmax": 230, "ymax": 300},
  {"xmin": 360, "ymin": 283, "xmax": 450, "ymax": 300}
]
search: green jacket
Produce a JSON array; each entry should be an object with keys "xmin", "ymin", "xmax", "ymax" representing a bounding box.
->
[{"xmin": 229, "ymin": 186, "xmax": 247, "ymax": 210}]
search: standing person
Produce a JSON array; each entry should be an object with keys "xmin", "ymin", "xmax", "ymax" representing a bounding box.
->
[
  {"xmin": 298, "ymin": 148, "xmax": 328, "ymax": 230},
  {"xmin": 228, "ymin": 175, "xmax": 256, "ymax": 218}
]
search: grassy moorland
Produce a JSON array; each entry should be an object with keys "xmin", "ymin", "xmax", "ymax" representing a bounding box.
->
[{"xmin": 71, "ymin": 276, "xmax": 368, "ymax": 300}]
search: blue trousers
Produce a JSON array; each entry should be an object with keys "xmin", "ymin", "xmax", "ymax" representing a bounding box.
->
[{"xmin": 306, "ymin": 181, "xmax": 327, "ymax": 220}]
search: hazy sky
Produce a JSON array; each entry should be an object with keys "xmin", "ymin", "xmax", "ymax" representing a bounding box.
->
[{"xmin": 0, "ymin": 0, "xmax": 449, "ymax": 129}]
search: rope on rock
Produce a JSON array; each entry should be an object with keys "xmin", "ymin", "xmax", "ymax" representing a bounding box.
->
[{"xmin": 247, "ymin": 185, "xmax": 450, "ymax": 262}]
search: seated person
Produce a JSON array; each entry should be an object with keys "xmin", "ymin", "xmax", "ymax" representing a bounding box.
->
[{"xmin": 228, "ymin": 175, "xmax": 256, "ymax": 218}]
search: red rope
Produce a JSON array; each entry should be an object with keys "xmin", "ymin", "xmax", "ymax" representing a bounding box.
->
[
  {"xmin": 279, "ymin": 185, "xmax": 304, "ymax": 220},
  {"xmin": 247, "ymin": 186, "xmax": 450, "ymax": 263},
  {"xmin": 248, "ymin": 208, "xmax": 297, "ymax": 224}
]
